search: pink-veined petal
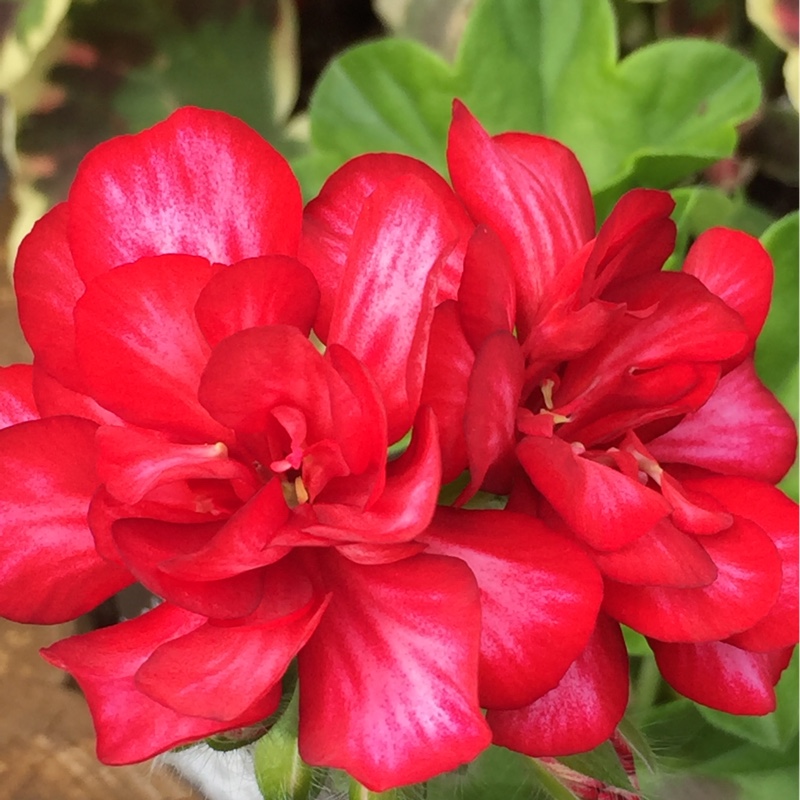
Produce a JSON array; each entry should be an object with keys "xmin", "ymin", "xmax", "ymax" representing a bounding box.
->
[
  {"xmin": 194, "ymin": 256, "xmax": 320, "ymax": 348},
  {"xmin": 424, "ymin": 507, "xmax": 603, "ymax": 708},
  {"xmin": 325, "ymin": 175, "xmax": 459, "ymax": 442},
  {"xmin": 14, "ymin": 204, "xmax": 85, "ymax": 390},
  {"xmin": 648, "ymin": 360, "xmax": 798, "ymax": 483},
  {"xmin": 487, "ymin": 614, "xmax": 629, "ymax": 756},
  {"xmin": 603, "ymin": 515, "xmax": 782, "ymax": 642},
  {"xmin": 0, "ymin": 364, "xmax": 37, "ymax": 428},
  {"xmin": 0, "ymin": 416, "xmax": 132, "ymax": 623},
  {"xmin": 300, "ymin": 153, "xmax": 472, "ymax": 341},
  {"xmin": 447, "ymin": 101, "xmax": 594, "ymax": 334},
  {"xmin": 41, "ymin": 603, "xmax": 282, "ymax": 764},
  {"xmin": 298, "ymin": 550, "xmax": 490, "ymax": 791},
  {"xmin": 67, "ymin": 108, "xmax": 301, "ymax": 281},
  {"xmin": 74, "ymin": 254, "xmax": 229, "ymax": 441},
  {"xmin": 650, "ymin": 639, "xmax": 793, "ymax": 714},
  {"xmin": 682, "ymin": 227, "xmax": 773, "ymax": 346},
  {"xmin": 517, "ymin": 435, "xmax": 670, "ymax": 550}
]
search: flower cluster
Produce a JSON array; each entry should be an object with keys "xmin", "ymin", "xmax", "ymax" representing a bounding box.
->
[{"xmin": 0, "ymin": 103, "xmax": 796, "ymax": 792}]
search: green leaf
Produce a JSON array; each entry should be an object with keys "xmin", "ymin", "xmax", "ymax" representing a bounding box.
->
[
  {"xmin": 296, "ymin": 0, "xmax": 761, "ymax": 205},
  {"xmin": 616, "ymin": 716, "xmax": 659, "ymax": 774},
  {"xmin": 557, "ymin": 741, "xmax": 634, "ymax": 793},
  {"xmin": 696, "ymin": 650, "xmax": 799, "ymax": 752},
  {"xmin": 114, "ymin": 6, "xmax": 287, "ymax": 148}
]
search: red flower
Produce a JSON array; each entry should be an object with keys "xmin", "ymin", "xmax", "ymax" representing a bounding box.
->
[
  {"xmin": 421, "ymin": 102, "xmax": 798, "ymax": 741},
  {"xmin": 0, "ymin": 107, "xmax": 604, "ymax": 790}
]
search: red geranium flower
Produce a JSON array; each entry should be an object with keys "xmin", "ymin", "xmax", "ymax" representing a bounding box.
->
[
  {"xmin": 421, "ymin": 102, "xmax": 798, "ymax": 748},
  {"xmin": 0, "ymin": 107, "xmax": 605, "ymax": 791}
]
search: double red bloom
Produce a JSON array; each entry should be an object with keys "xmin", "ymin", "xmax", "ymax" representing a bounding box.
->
[{"xmin": 0, "ymin": 103, "xmax": 795, "ymax": 791}]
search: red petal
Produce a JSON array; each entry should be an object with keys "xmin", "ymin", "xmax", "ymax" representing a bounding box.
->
[
  {"xmin": 136, "ymin": 562, "xmax": 327, "ymax": 720},
  {"xmin": 460, "ymin": 332, "xmax": 524, "ymax": 499},
  {"xmin": 648, "ymin": 360, "xmax": 798, "ymax": 484},
  {"xmin": 593, "ymin": 518, "xmax": 719, "ymax": 588},
  {"xmin": 0, "ymin": 364, "xmax": 38, "ymax": 428},
  {"xmin": 650, "ymin": 639, "xmax": 791, "ymax": 714},
  {"xmin": 0, "ymin": 416, "xmax": 132, "ymax": 623},
  {"xmin": 14, "ymin": 204, "xmax": 85, "ymax": 390},
  {"xmin": 603, "ymin": 515, "xmax": 782, "ymax": 641},
  {"xmin": 96, "ymin": 425, "xmax": 257, "ymax": 506},
  {"xmin": 582, "ymin": 188, "xmax": 676, "ymax": 301},
  {"xmin": 32, "ymin": 365, "xmax": 130, "ymax": 426},
  {"xmin": 447, "ymin": 101, "xmax": 594, "ymax": 335},
  {"xmin": 74, "ymin": 254, "xmax": 229, "ymax": 441},
  {"xmin": 424, "ymin": 507, "xmax": 603, "ymax": 708},
  {"xmin": 194, "ymin": 256, "xmax": 319, "ymax": 348},
  {"xmin": 299, "ymin": 153, "xmax": 472, "ymax": 341},
  {"xmin": 557, "ymin": 272, "xmax": 749, "ymax": 420},
  {"xmin": 112, "ymin": 517, "xmax": 265, "ymax": 619},
  {"xmin": 517, "ymin": 435, "xmax": 670, "ymax": 550},
  {"xmin": 161, "ymin": 479, "xmax": 292, "ymax": 581},
  {"xmin": 487, "ymin": 614, "xmax": 629, "ymax": 756},
  {"xmin": 307, "ymin": 407, "xmax": 440, "ymax": 543},
  {"xmin": 198, "ymin": 325, "xmax": 336, "ymax": 445},
  {"xmin": 298, "ymin": 551, "xmax": 490, "ymax": 791},
  {"xmin": 685, "ymin": 475, "xmax": 798, "ymax": 652},
  {"xmin": 41, "ymin": 603, "xmax": 282, "ymax": 764},
  {"xmin": 683, "ymin": 227, "xmax": 773, "ymax": 347},
  {"xmin": 457, "ymin": 226, "xmax": 516, "ymax": 351},
  {"xmin": 67, "ymin": 108, "xmax": 301, "ymax": 281},
  {"xmin": 325, "ymin": 175, "xmax": 459, "ymax": 442},
  {"xmin": 420, "ymin": 301, "xmax": 475, "ymax": 482}
]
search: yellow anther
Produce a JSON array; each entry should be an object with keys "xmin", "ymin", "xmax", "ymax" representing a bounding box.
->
[
  {"xmin": 294, "ymin": 475, "xmax": 309, "ymax": 505},
  {"xmin": 541, "ymin": 379, "xmax": 556, "ymax": 410}
]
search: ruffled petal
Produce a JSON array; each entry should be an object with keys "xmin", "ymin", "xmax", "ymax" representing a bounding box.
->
[
  {"xmin": 517, "ymin": 435, "xmax": 670, "ymax": 550},
  {"xmin": 647, "ymin": 360, "xmax": 798, "ymax": 483},
  {"xmin": 582, "ymin": 188, "xmax": 676, "ymax": 301},
  {"xmin": 457, "ymin": 225, "xmax": 516, "ymax": 351},
  {"xmin": 424, "ymin": 507, "xmax": 603, "ymax": 708},
  {"xmin": 298, "ymin": 551, "xmax": 490, "ymax": 791},
  {"xmin": 299, "ymin": 153, "xmax": 471, "ymax": 341},
  {"xmin": 420, "ymin": 301, "xmax": 475, "ymax": 482},
  {"xmin": 487, "ymin": 614, "xmax": 629, "ymax": 756},
  {"xmin": 198, "ymin": 325, "xmax": 336, "ymax": 446},
  {"xmin": 650, "ymin": 639, "xmax": 793, "ymax": 714},
  {"xmin": 111, "ymin": 518, "xmax": 264, "ymax": 619},
  {"xmin": 0, "ymin": 364, "xmax": 38, "ymax": 428},
  {"xmin": 136, "ymin": 559, "xmax": 327, "ymax": 720},
  {"xmin": 194, "ymin": 256, "xmax": 320, "ymax": 348},
  {"xmin": 461, "ymin": 331, "xmax": 524, "ymax": 498},
  {"xmin": 41, "ymin": 603, "xmax": 282, "ymax": 764},
  {"xmin": 592, "ymin": 518, "xmax": 718, "ymax": 588},
  {"xmin": 682, "ymin": 227, "xmax": 773, "ymax": 347},
  {"xmin": 74, "ymin": 254, "xmax": 229, "ymax": 441},
  {"xmin": 602, "ymin": 515, "xmax": 782, "ymax": 642},
  {"xmin": 14, "ymin": 204, "xmax": 85, "ymax": 390},
  {"xmin": 0, "ymin": 416, "xmax": 132, "ymax": 623},
  {"xmin": 307, "ymin": 407, "xmax": 440, "ymax": 544},
  {"xmin": 447, "ymin": 101, "xmax": 594, "ymax": 334},
  {"xmin": 67, "ymin": 107, "xmax": 301, "ymax": 281},
  {"xmin": 685, "ymin": 475, "xmax": 798, "ymax": 652}
]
